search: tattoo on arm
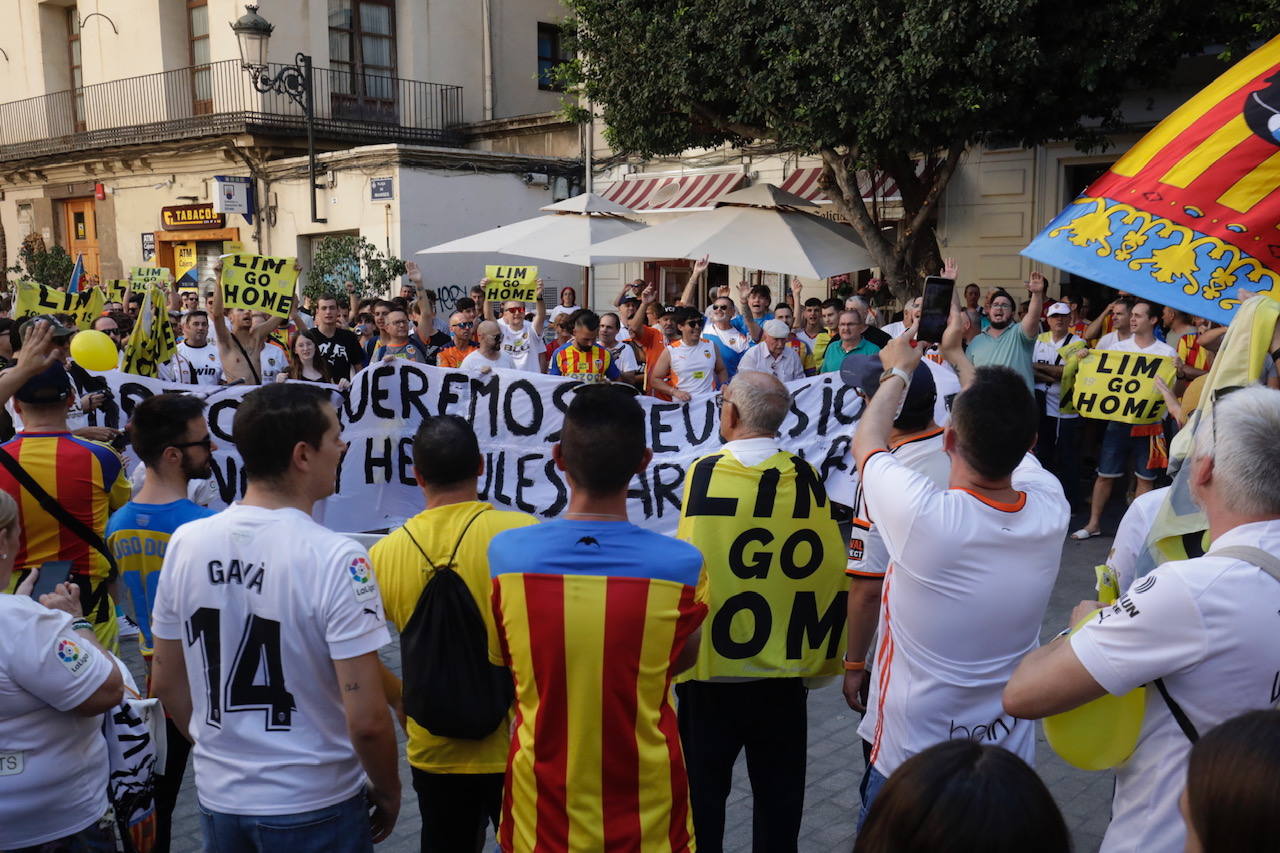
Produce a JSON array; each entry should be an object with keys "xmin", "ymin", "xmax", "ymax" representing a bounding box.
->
[{"xmin": 344, "ymin": 682, "xmax": 360, "ymax": 692}]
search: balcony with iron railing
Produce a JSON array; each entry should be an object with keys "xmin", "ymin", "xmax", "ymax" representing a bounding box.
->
[{"xmin": 0, "ymin": 59, "xmax": 465, "ymax": 163}]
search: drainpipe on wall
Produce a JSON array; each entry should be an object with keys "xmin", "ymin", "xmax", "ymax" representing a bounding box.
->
[{"xmin": 481, "ymin": 0, "xmax": 494, "ymax": 120}]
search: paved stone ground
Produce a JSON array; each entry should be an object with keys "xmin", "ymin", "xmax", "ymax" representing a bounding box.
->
[{"xmin": 138, "ymin": 507, "xmax": 1124, "ymax": 853}]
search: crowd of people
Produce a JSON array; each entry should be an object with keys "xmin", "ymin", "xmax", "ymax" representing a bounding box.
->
[{"xmin": 0, "ymin": 253, "xmax": 1278, "ymax": 853}]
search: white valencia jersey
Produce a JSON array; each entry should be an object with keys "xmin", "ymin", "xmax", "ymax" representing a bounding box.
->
[
  {"xmin": 174, "ymin": 342, "xmax": 224, "ymax": 385},
  {"xmin": 260, "ymin": 343, "xmax": 288, "ymax": 384},
  {"xmin": 151, "ymin": 504, "xmax": 390, "ymax": 816},
  {"xmin": 668, "ymin": 338, "xmax": 718, "ymax": 397},
  {"xmin": 847, "ymin": 429, "xmax": 950, "ymax": 580},
  {"xmin": 857, "ymin": 452, "xmax": 1068, "ymax": 777}
]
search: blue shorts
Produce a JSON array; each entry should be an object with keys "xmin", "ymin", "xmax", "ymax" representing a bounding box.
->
[{"xmin": 1097, "ymin": 420, "xmax": 1159, "ymax": 481}]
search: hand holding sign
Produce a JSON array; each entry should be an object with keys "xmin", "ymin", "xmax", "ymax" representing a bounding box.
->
[
  {"xmin": 483, "ymin": 266, "xmax": 539, "ymax": 303},
  {"xmin": 220, "ymin": 254, "xmax": 298, "ymax": 319},
  {"xmin": 1072, "ymin": 349, "xmax": 1176, "ymax": 424}
]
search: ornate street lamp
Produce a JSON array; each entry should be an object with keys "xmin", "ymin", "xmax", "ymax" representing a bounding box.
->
[{"xmin": 231, "ymin": 5, "xmax": 326, "ymax": 223}]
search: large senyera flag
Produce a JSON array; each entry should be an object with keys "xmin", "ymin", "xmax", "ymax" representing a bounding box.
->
[{"xmin": 1024, "ymin": 37, "xmax": 1280, "ymax": 324}]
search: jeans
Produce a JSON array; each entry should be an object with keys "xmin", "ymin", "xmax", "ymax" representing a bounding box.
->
[
  {"xmin": 856, "ymin": 765, "xmax": 889, "ymax": 832},
  {"xmin": 1036, "ymin": 413, "xmax": 1081, "ymax": 510},
  {"xmin": 198, "ymin": 791, "xmax": 371, "ymax": 853},
  {"xmin": 676, "ymin": 678, "xmax": 808, "ymax": 853},
  {"xmin": 410, "ymin": 768, "xmax": 503, "ymax": 853}
]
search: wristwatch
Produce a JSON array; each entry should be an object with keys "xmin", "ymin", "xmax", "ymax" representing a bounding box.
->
[{"xmin": 878, "ymin": 366, "xmax": 911, "ymax": 387}]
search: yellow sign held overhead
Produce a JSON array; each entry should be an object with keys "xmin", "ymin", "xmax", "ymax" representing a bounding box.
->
[
  {"xmin": 1070, "ymin": 348, "xmax": 1176, "ymax": 425},
  {"xmin": 121, "ymin": 286, "xmax": 177, "ymax": 378},
  {"xmin": 14, "ymin": 282, "xmax": 105, "ymax": 329},
  {"xmin": 484, "ymin": 265, "xmax": 539, "ymax": 303},
  {"xmin": 220, "ymin": 253, "xmax": 298, "ymax": 319},
  {"xmin": 129, "ymin": 266, "xmax": 170, "ymax": 285}
]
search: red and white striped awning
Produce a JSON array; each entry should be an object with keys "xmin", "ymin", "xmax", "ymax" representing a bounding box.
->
[
  {"xmin": 598, "ymin": 171, "xmax": 745, "ymax": 212},
  {"xmin": 779, "ymin": 166, "xmax": 911, "ymax": 203}
]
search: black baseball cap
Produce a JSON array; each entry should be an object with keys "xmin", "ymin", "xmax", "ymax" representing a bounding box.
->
[
  {"xmin": 658, "ymin": 305, "xmax": 678, "ymax": 318},
  {"xmin": 14, "ymin": 361, "xmax": 73, "ymax": 404},
  {"xmin": 620, "ymin": 296, "xmax": 641, "ymax": 307},
  {"xmin": 18, "ymin": 315, "xmax": 76, "ymax": 342},
  {"xmin": 841, "ymin": 353, "xmax": 936, "ymax": 426}
]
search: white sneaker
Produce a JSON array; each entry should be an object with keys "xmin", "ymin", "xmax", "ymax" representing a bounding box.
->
[{"xmin": 118, "ymin": 613, "xmax": 140, "ymax": 638}]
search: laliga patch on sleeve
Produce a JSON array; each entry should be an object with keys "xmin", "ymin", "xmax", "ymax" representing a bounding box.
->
[
  {"xmin": 848, "ymin": 538, "xmax": 865, "ymax": 561},
  {"xmin": 55, "ymin": 637, "xmax": 93, "ymax": 676},
  {"xmin": 347, "ymin": 556, "xmax": 379, "ymax": 603}
]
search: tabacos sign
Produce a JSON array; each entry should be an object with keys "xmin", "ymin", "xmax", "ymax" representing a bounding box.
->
[{"xmin": 161, "ymin": 203, "xmax": 225, "ymax": 230}]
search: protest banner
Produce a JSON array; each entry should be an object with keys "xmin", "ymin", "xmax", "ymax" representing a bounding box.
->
[
  {"xmin": 14, "ymin": 281, "xmax": 105, "ymax": 329},
  {"xmin": 82, "ymin": 362, "xmax": 868, "ymax": 536},
  {"xmin": 1070, "ymin": 348, "xmax": 1175, "ymax": 424},
  {"xmin": 129, "ymin": 267, "xmax": 170, "ymax": 285},
  {"xmin": 484, "ymin": 265, "xmax": 539, "ymax": 303},
  {"xmin": 220, "ymin": 254, "xmax": 297, "ymax": 319}
]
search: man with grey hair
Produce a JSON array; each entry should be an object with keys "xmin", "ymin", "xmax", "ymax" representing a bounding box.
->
[
  {"xmin": 1005, "ymin": 385, "xmax": 1280, "ymax": 853},
  {"xmin": 737, "ymin": 319, "xmax": 806, "ymax": 382},
  {"xmin": 845, "ymin": 295, "xmax": 891, "ymax": 347},
  {"xmin": 674, "ymin": 370, "xmax": 846, "ymax": 851}
]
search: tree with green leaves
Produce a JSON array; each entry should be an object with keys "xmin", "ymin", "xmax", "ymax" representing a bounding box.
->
[
  {"xmin": 7, "ymin": 234, "xmax": 75, "ymax": 290},
  {"xmin": 557, "ymin": 0, "xmax": 1268, "ymax": 300},
  {"xmin": 305, "ymin": 234, "xmax": 407, "ymax": 303}
]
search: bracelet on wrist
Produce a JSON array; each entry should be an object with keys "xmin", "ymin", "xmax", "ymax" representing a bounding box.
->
[
  {"xmin": 70, "ymin": 618, "xmax": 93, "ymax": 633},
  {"xmin": 842, "ymin": 655, "xmax": 866, "ymax": 672}
]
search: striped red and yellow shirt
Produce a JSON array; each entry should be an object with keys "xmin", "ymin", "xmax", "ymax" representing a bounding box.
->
[
  {"xmin": 0, "ymin": 432, "xmax": 130, "ymax": 581},
  {"xmin": 547, "ymin": 343, "xmax": 620, "ymax": 384},
  {"xmin": 488, "ymin": 520, "xmax": 706, "ymax": 853}
]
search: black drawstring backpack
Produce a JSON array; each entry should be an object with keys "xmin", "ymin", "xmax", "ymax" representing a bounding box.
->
[{"xmin": 398, "ymin": 508, "xmax": 514, "ymax": 740}]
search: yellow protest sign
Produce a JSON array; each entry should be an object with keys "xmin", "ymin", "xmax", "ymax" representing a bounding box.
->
[
  {"xmin": 484, "ymin": 265, "xmax": 539, "ymax": 303},
  {"xmin": 221, "ymin": 254, "xmax": 298, "ymax": 319},
  {"xmin": 129, "ymin": 266, "xmax": 170, "ymax": 285},
  {"xmin": 121, "ymin": 286, "xmax": 177, "ymax": 377},
  {"xmin": 102, "ymin": 279, "xmax": 130, "ymax": 303},
  {"xmin": 676, "ymin": 450, "xmax": 847, "ymax": 681},
  {"xmin": 14, "ymin": 282, "xmax": 105, "ymax": 329},
  {"xmin": 1070, "ymin": 348, "xmax": 1176, "ymax": 424}
]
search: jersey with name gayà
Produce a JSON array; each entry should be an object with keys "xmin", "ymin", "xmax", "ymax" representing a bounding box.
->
[{"xmin": 150, "ymin": 503, "xmax": 390, "ymax": 816}]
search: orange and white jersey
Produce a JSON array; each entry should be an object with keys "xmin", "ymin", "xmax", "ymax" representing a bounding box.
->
[{"xmin": 668, "ymin": 338, "xmax": 717, "ymax": 397}]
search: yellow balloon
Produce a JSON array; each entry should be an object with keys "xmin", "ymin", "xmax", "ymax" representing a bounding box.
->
[
  {"xmin": 1043, "ymin": 610, "xmax": 1146, "ymax": 771},
  {"xmin": 69, "ymin": 330, "xmax": 120, "ymax": 371}
]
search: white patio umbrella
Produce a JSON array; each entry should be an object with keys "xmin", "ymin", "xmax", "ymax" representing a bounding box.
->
[
  {"xmin": 417, "ymin": 192, "xmax": 647, "ymax": 265},
  {"xmin": 565, "ymin": 183, "xmax": 874, "ymax": 278}
]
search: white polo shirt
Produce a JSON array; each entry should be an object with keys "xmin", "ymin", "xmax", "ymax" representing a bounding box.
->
[
  {"xmin": 857, "ymin": 451, "xmax": 1068, "ymax": 776},
  {"xmin": 152, "ymin": 504, "xmax": 391, "ymax": 816},
  {"xmin": 1071, "ymin": 518, "xmax": 1280, "ymax": 853}
]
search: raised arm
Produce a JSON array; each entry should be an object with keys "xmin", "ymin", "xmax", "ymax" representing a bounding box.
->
[
  {"xmin": 677, "ymin": 255, "xmax": 709, "ymax": 308},
  {"xmin": 1082, "ymin": 299, "xmax": 1114, "ymax": 342},
  {"xmin": 940, "ymin": 300, "xmax": 976, "ymax": 390},
  {"xmin": 789, "ymin": 278, "xmax": 805, "ymax": 317},
  {"xmin": 1021, "ymin": 271, "xmax": 1046, "ymax": 339},
  {"xmin": 209, "ymin": 261, "xmax": 231, "ymax": 346},
  {"xmin": 532, "ymin": 279, "xmax": 546, "ymax": 337},
  {"xmin": 629, "ymin": 284, "xmax": 656, "ymax": 337},
  {"xmin": 853, "ymin": 328, "xmax": 924, "ymax": 468},
  {"xmin": 406, "ymin": 262, "xmax": 428, "ymax": 323}
]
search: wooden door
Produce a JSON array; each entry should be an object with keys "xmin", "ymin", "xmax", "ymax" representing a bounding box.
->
[{"xmin": 61, "ymin": 198, "xmax": 100, "ymax": 282}]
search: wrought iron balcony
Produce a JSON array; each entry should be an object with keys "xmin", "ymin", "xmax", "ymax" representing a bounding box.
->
[{"xmin": 0, "ymin": 59, "xmax": 465, "ymax": 163}]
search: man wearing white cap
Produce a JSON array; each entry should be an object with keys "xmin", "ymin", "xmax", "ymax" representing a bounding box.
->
[
  {"xmin": 737, "ymin": 319, "xmax": 806, "ymax": 382},
  {"xmin": 1033, "ymin": 301, "xmax": 1087, "ymax": 513}
]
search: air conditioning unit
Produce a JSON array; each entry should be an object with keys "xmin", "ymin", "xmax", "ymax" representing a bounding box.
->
[{"xmin": 523, "ymin": 172, "xmax": 550, "ymax": 188}]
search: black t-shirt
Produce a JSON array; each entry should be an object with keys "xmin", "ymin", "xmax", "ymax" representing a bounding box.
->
[
  {"xmin": 418, "ymin": 330, "xmax": 453, "ymax": 365},
  {"xmin": 305, "ymin": 326, "xmax": 366, "ymax": 378}
]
